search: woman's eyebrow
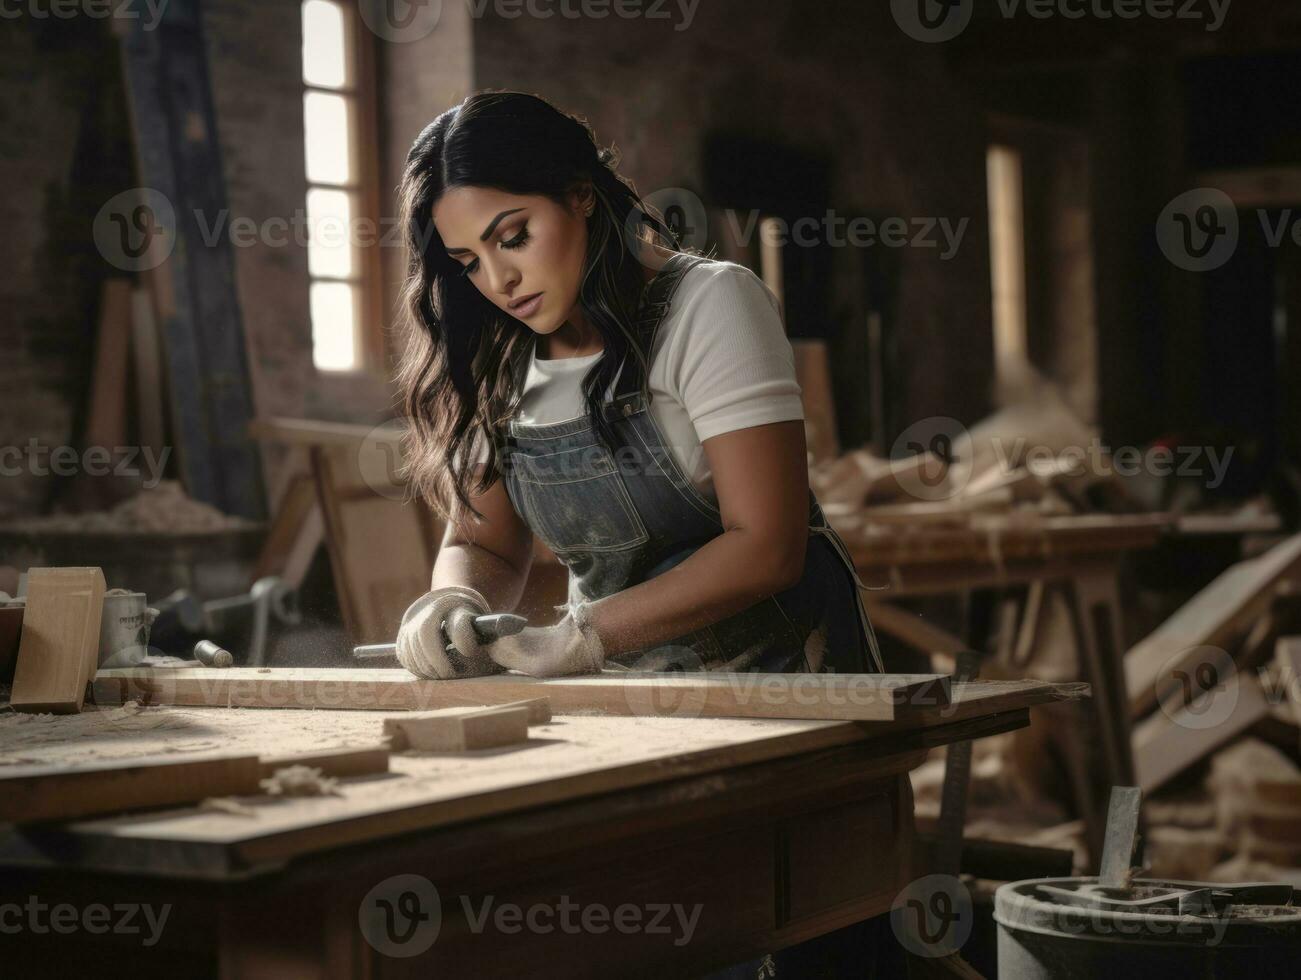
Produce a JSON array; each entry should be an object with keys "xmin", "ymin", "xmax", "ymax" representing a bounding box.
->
[{"xmin": 445, "ymin": 208, "xmax": 526, "ymax": 255}]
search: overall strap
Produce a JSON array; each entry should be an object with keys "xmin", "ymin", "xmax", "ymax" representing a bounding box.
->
[{"xmin": 614, "ymin": 252, "xmax": 710, "ymax": 401}]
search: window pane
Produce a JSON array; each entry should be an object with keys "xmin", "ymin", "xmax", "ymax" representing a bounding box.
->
[
  {"xmin": 304, "ymin": 91, "xmax": 352, "ymax": 185},
  {"xmin": 306, "ymin": 187, "xmax": 355, "ymax": 278},
  {"xmin": 987, "ymin": 145, "xmax": 1027, "ymax": 374},
  {"xmin": 311, "ymin": 281, "xmax": 358, "ymax": 371},
  {"xmin": 302, "ymin": 0, "xmax": 349, "ymax": 89}
]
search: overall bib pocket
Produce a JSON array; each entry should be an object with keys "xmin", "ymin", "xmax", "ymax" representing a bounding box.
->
[{"xmin": 509, "ymin": 443, "xmax": 650, "ymax": 555}]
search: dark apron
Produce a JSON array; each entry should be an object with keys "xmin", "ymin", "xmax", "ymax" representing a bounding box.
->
[{"xmin": 495, "ymin": 252, "xmax": 883, "ymax": 675}]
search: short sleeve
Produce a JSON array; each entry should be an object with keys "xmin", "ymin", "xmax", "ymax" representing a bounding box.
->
[{"xmin": 662, "ymin": 263, "xmax": 805, "ymax": 442}]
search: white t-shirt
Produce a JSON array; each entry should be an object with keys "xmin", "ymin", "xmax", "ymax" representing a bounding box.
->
[{"xmin": 469, "ymin": 258, "xmax": 806, "ymax": 500}]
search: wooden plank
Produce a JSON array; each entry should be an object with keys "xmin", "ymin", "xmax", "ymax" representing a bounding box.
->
[
  {"xmin": 93, "ymin": 667, "xmax": 954, "ymax": 722},
  {"xmin": 1125, "ymin": 533, "xmax": 1301, "ymax": 718},
  {"xmin": 11, "ymin": 567, "xmax": 107, "ymax": 714},
  {"xmin": 310, "ymin": 447, "xmax": 436, "ymax": 645},
  {"xmin": 1, "ymin": 746, "xmax": 390, "ymax": 824},
  {"xmin": 83, "ymin": 279, "xmax": 133, "ymax": 455},
  {"xmin": 117, "ymin": 1, "xmax": 264, "ymax": 518},
  {"xmin": 259, "ymin": 746, "xmax": 390, "ymax": 780},
  {"xmin": 0, "ymin": 754, "xmax": 262, "ymax": 823},
  {"xmin": 384, "ymin": 706, "xmax": 531, "ymax": 751},
  {"xmin": 1133, "ymin": 673, "xmax": 1273, "ymax": 792}
]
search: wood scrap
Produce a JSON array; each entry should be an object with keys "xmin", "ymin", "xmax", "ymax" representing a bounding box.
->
[
  {"xmin": 1125, "ymin": 532, "xmax": 1301, "ymax": 718},
  {"xmin": 93, "ymin": 667, "xmax": 955, "ymax": 722},
  {"xmin": 384, "ymin": 705, "xmax": 532, "ymax": 752},
  {"xmin": 11, "ymin": 567, "xmax": 107, "ymax": 714},
  {"xmin": 0, "ymin": 753, "xmax": 262, "ymax": 823},
  {"xmin": 0, "ymin": 744, "xmax": 389, "ymax": 824},
  {"xmin": 1132, "ymin": 672, "xmax": 1273, "ymax": 792}
]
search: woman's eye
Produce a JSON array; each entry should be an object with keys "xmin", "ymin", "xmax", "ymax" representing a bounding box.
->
[{"xmin": 457, "ymin": 224, "xmax": 529, "ymax": 278}]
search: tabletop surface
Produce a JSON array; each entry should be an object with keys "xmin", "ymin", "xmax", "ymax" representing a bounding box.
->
[{"xmin": 0, "ymin": 678, "xmax": 1078, "ymax": 878}]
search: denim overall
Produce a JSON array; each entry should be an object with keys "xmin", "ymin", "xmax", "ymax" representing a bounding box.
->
[{"xmin": 495, "ymin": 252, "xmax": 883, "ymax": 675}]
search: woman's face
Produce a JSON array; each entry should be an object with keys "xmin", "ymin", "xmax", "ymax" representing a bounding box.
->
[{"xmin": 431, "ymin": 185, "xmax": 590, "ymax": 337}]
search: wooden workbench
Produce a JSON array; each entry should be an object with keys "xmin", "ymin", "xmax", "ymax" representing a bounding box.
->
[{"xmin": 0, "ymin": 678, "xmax": 1076, "ymax": 977}]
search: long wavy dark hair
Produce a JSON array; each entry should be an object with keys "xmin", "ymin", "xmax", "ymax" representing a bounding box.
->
[{"xmin": 395, "ymin": 90, "xmax": 692, "ymax": 521}]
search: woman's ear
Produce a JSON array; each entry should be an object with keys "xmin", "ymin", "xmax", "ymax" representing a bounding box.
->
[{"xmin": 567, "ymin": 181, "xmax": 596, "ymax": 217}]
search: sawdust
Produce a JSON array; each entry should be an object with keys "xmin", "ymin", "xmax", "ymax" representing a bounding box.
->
[
  {"xmin": 259, "ymin": 764, "xmax": 341, "ymax": 797},
  {"xmin": 199, "ymin": 797, "xmax": 259, "ymax": 818},
  {"xmin": 2, "ymin": 481, "xmax": 256, "ymax": 535}
]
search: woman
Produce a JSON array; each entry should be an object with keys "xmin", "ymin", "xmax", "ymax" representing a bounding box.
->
[{"xmin": 392, "ymin": 91, "xmax": 882, "ymax": 682}]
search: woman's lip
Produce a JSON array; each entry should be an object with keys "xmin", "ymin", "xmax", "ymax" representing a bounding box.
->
[{"xmin": 510, "ymin": 293, "xmax": 543, "ymax": 317}]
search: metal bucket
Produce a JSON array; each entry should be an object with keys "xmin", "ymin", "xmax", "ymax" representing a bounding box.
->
[{"xmin": 995, "ymin": 877, "xmax": 1301, "ymax": 979}]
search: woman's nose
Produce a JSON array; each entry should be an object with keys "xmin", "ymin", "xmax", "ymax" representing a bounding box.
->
[{"xmin": 482, "ymin": 255, "xmax": 519, "ymax": 297}]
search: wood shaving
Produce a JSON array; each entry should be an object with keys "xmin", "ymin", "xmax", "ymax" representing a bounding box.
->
[{"xmin": 259, "ymin": 765, "xmax": 340, "ymax": 797}]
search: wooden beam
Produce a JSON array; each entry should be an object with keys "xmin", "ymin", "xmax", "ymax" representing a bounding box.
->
[
  {"xmin": 1133, "ymin": 673, "xmax": 1273, "ymax": 792},
  {"xmin": 11, "ymin": 568, "xmax": 106, "ymax": 714},
  {"xmin": 1126, "ymin": 533, "xmax": 1301, "ymax": 718},
  {"xmin": 117, "ymin": 1, "xmax": 264, "ymax": 517},
  {"xmin": 93, "ymin": 667, "xmax": 955, "ymax": 722},
  {"xmin": 1, "ymin": 746, "xmax": 390, "ymax": 824}
]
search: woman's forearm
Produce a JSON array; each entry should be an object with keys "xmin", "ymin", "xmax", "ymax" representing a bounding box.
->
[
  {"xmin": 584, "ymin": 528, "xmax": 801, "ymax": 659},
  {"xmin": 431, "ymin": 542, "xmax": 530, "ymax": 612}
]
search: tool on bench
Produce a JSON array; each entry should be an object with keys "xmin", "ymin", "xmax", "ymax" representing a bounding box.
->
[
  {"xmin": 150, "ymin": 575, "xmax": 301, "ymax": 666},
  {"xmin": 353, "ymin": 612, "xmax": 528, "ymax": 665},
  {"xmin": 193, "ymin": 640, "xmax": 235, "ymax": 668}
]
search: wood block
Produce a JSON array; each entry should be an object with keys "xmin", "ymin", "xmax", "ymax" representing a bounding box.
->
[
  {"xmin": 0, "ymin": 754, "xmax": 262, "ymax": 823},
  {"xmin": 11, "ymin": 567, "xmax": 107, "ymax": 714},
  {"xmin": 258, "ymin": 745, "xmax": 390, "ymax": 780},
  {"xmin": 383, "ymin": 705, "xmax": 532, "ymax": 752}
]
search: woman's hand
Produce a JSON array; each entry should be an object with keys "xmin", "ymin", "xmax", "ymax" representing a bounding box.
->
[
  {"xmin": 460, "ymin": 604, "xmax": 605, "ymax": 677},
  {"xmin": 395, "ymin": 586, "xmax": 504, "ymax": 679}
]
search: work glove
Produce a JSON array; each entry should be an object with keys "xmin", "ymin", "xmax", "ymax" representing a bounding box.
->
[
  {"xmin": 395, "ymin": 586, "xmax": 505, "ymax": 680},
  {"xmin": 477, "ymin": 602, "xmax": 605, "ymax": 677}
]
